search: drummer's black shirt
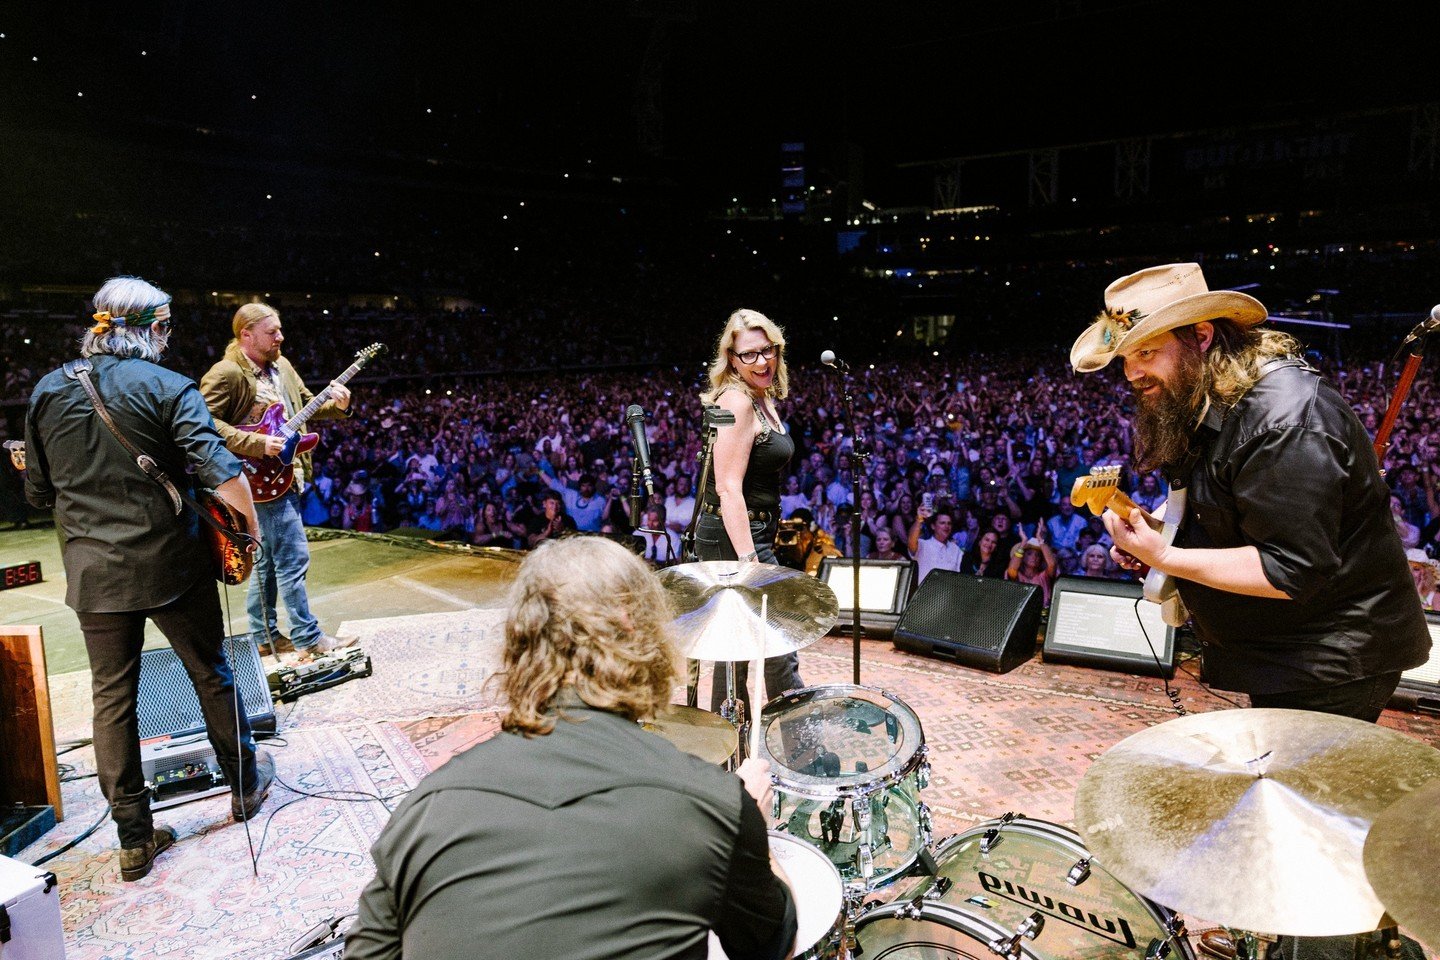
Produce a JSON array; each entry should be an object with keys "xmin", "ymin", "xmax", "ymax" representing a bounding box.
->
[
  {"xmin": 1169, "ymin": 361, "xmax": 1430, "ymax": 695},
  {"xmin": 346, "ymin": 694, "xmax": 796, "ymax": 960}
]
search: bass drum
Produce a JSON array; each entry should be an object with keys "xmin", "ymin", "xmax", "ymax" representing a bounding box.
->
[
  {"xmin": 907, "ymin": 814, "xmax": 1193, "ymax": 960},
  {"xmin": 853, "ymin": 899, "xmax": 1049, "ymax": 960}
]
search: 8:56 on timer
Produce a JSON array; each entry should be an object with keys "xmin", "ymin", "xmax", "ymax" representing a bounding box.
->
[{"xmin": 1, "ymin": 561, "xmax": 43, "ymax": 590}]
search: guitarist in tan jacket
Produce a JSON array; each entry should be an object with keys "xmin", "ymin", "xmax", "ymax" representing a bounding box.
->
[{"xmin": 200, "ymin": 303, "xmax": 354, "ymax": 663}]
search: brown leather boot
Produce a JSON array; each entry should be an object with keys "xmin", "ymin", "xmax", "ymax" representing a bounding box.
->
[
  {"xmin": 118, "ymin": 826, "xmax": 176, "ymax": 882},
  {"xmin": 1199, "ymin": 930, "xmax": 1238, "ymax": 960}
]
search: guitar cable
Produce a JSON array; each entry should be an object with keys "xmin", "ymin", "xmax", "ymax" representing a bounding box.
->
[
  {"xmin": 221, "ymin": 556, "xmax": 260, "ymax": 877},
  {"xmin": 1132, "ymin": 598, "xmax": 1187, "ymax": 717}
]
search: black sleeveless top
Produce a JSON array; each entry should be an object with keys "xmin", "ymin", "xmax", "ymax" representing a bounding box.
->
[{"xmin": 700, "ymin": 394, "xmax": 793, "ymax": 512}]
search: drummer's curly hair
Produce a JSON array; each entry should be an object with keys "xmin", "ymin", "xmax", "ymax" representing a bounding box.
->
[{"xmin": 501, "ymin": 537, "xmax": 680, "ymax": 736}]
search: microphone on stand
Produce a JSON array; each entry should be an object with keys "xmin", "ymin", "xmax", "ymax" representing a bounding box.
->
[
  {"xmin": 625, "ymin": 404, "xmax": 655, "ymax": 497},
  {"xmin": 1400, "ymin": 305, "xmax": 1440, "ymax": 348},
  {"xmin": 820, "ymin": 349, "xmax": 849, "ymax": 371}
]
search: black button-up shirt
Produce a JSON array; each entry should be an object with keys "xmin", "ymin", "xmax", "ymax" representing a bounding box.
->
[
  {"xmin": 1170, "ymin": 360, "xmax": 1430, "ymax": 694},
  {"xmin": 24, "ymin": 354, "xmax": 242, "ymax": 612}
]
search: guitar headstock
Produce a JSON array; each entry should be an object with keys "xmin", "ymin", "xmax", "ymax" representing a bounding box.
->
[
  {"xmin": 356, "ymin": 343, "xmax": 388, "ymax": 362},
  {"xmin": 1070, "ymin": 464, "xmax": 1122, "ymax": 516},
  {"xmin": 3, "ymin": 440, "xmax": 24, "ymax": 472}
]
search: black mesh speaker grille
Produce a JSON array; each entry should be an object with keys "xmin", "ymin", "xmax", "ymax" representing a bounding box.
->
[
  {"xmin": 137, "ymin": 635, "xmax": 276, "ymax": 740},
  {"xmin": 893, "ymin": 572, "xmax": 1042, "ymax": 673}
]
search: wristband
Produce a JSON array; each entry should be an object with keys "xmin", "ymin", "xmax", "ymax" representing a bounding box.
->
[{"xmin": 738, "ymin": 551, "xmax": 759, "ymax": 563}]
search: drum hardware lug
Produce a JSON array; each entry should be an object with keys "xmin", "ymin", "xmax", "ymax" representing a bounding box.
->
[
  {"xmin": 981, "ymin": 812, "xmax": 1022, "ymax": 855},
  {"xmin": 917, "ymin": 755, "xmax": 932, "ymax": 790},
  {"xmin": 896, "ymin": 898, "xmax": 923, "ymax": 921},
  {"xmin": 1145, "ymin": 916, "xmax": 1186, "ymax": 960},
  {"xmin": 857, "ymin": 842, "xmax": 875, "ymax": 879},
  {"xmin": 771, "ymin": 790, "xmax": 782, "ymax": 820},
  {"xmin": 988, "ymin": 911, "xmax": 1045, "ymax": 960},
  {"xmin": 1066, "ymin": 856, "xmax": 1091, "ymax": 886},
  {"xmin": 918, "ymin": 801, "xmax": 933, "ymax": 846}
]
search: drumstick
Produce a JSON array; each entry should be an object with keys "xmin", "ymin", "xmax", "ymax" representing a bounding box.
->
[{"xmin": 750, "ymin": 594, "xmax": 766, "ymax": 760}]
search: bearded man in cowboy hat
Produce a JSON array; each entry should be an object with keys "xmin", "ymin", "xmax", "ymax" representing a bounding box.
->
[{"xmin": 1071, "ymin": 263, "xmax": 1429, "ymax": 721}]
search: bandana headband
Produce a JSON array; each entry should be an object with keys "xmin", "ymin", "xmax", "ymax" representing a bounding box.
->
[{"xmin": 91, "ymin": 302, "xmax": 172, "ymax": 335}]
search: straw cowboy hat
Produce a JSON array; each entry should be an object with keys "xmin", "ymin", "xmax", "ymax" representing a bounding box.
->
[{"xmin": 1070, "ymin": 263, "xmax": 1268, "ymax": 373}]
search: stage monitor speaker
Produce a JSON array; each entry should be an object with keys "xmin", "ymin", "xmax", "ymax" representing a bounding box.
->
[
  {"xmin": 1390, "ymin": 611, "xmax": 1440, "ymax": 715},
  {"xmin": 1042, "ymin": 576, "xmax": 1177, "ymax": 679},
  {"xmin": 892, "ymin": 571, "xmax": 1042, "ymax": 674},
  {"xmin": 137, "ymin": 635, "xmax": 276, "ymax": 741},
  {"xmin": 816, "ymin": 558, "xmax": 916, "ymax": 639}
]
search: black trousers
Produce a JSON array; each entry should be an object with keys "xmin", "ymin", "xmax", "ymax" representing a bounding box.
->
[
  {"xmin": 693, "ymin": 513, "xmax": 804, "ymax": 715},
  {"xmin": 1247, "ymin": 671, "xmax": 1403, "ymax": 724},
  {"xmin": 76, "ymin": 574, "xmax": 258, "ymax": 848}
]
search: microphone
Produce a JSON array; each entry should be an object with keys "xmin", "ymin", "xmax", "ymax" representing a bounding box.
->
[
  {"xmin": 820, "ymin": 349, "xmax": 849, "ymax": 371},
  {"xmin": 624, "ymin": 404, "xmax": 654, "ymax": 497},
  {"xmin": 1400, "ymin": 305, "xmax": 1440, "ymax": 348}
]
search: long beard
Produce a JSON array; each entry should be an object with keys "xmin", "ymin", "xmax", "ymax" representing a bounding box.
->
[{"xmin": 1131, "ymin": 348, "xmax": 1208, "ymax": 473}]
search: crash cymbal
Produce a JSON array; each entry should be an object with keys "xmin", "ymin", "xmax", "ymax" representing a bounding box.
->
[
  {"xmin": 1074, "ymin": 708, "xmax": 1440, "ymax": 936},
  {"xmin": 643, "ymin": 704, "xmax": 739, "ymax": 765},
  {"xmin": 1364, "ymin": 778, "xmax": 1440, "ymax": 952},
  {"xmin": 658, "ymin": 561, "xmax": 838, "ymax": 661}
]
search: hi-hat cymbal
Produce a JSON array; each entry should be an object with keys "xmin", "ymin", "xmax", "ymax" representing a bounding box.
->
[
  {"xmin": 643, "ymin": 704, "xmax": 739, "ymax": 765},
  {"xmin": 1364, "ymin": 778, "xmax": 1440, "ymax": 952},
  {"xmin": 1074, "ymin": 708, "xmax": 1440, "ymax": 937},
  {"xmin": 658, "ymin": 561, "xmax": 838, "ymax": 661}
]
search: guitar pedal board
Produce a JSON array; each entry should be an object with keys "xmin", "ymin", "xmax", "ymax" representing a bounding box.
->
[
  {"xmin": 267, "ymin": 647, "xmax": 372, "ymax": 703},
  {"xmin": 141, "ymin": 736, "xmax": 231, "ymax": 810}
]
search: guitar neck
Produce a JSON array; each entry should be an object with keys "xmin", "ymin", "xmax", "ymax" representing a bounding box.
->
[{"xmin": 282, "ymin": 358, "xmax": 366, "ymax": 433}]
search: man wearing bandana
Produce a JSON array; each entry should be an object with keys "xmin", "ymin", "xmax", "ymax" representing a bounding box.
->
[
  {"xmin": 24, "ymin": 276, "xmax": 273, "ymax": 881},
  {"xmin": 1070, "ymin": 263, "xmax": 1429, "ymax": 721}
]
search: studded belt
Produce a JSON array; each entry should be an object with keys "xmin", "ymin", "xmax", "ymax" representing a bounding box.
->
[{"xmin": 699, "ymin": 502, "xmax": 773, "ymax": 523}]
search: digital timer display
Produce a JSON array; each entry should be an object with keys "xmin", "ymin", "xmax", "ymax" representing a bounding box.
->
[{"xmin": 1, "ymin": 561, "xmax": 43, "ymax": 590}]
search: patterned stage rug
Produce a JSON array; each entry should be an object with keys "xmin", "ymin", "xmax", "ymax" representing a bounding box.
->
[
  {"xmin": 22, "ymin": 615, "xmax": 1440, "ymax": 960},
  {"xmin": 21, "ymin": 722, "xmax": 428, "ymax": 960}
]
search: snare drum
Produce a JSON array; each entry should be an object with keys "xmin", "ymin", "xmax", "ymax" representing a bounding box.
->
[
  {"xmin": 854, "ymin": 899, "xmax": 1048, "ymax": 960},
  {"xmin": 758, "ymin": 684, "xmax": 930, "ymax": 892},
  {"xmin": 708, "ymin": 830, "xmax": 846, "ymax": 960},
  {"xmin": 910, "ymin": 814, "xmax": 1193, "ymax": 960}
]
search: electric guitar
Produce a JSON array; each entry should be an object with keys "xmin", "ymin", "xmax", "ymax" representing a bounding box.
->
[
  {"xmin": 1070, "ymin": 465, "xmax": 1189, "ymax": 626},
  {"xmin": 238, "ymin": 343, "xmax": 386, "ymax": 502},
  {"xmin": 5, "ymin": 438, "xmax": 252, "ymax": 584}
]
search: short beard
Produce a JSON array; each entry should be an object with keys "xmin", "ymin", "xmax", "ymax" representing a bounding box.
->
[{"xmin": 1131, "ymin": 344, "xmax": 1208, "ymax": 474}]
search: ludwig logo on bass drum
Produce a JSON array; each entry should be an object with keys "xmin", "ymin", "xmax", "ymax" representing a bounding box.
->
[{"xmin": 977, "ymin": 871, "xmax": 1139, "ymax": 948}]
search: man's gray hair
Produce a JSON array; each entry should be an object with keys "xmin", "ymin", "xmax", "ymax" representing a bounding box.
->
[{"xmin": 80, "ymin": 276, "xmax": 172, "ymax": 362}]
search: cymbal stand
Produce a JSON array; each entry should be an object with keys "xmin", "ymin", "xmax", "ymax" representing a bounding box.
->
[
  {"xmin": 1236, "ymin": 932, "xmax": 1279, "ymax": 960},
  {"xmin": 717, "ymin": 660, "xmax": 744, "ymax": 771}
]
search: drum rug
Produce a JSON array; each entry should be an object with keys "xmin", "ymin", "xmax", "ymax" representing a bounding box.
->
[{"xmin": 22, "ymin": 623, "xmax": 1440, "ymax": 960}]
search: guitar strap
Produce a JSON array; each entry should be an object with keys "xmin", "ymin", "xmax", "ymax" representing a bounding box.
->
[{"xmin": 63, "ymin": 359, "xmax": 257, "ymax": 550}]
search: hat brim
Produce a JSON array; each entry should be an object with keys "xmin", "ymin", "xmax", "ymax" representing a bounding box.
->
[{"xmin": 1071, "ymin": 290, "xmax": 1268, "ymax": 373}]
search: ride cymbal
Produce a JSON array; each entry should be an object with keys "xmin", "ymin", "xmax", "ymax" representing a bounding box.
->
[
  {"xmin": 658, "ymin": 561, "xmax": 838, "ymax": 661},
  {"xmin": 1074, "ymin": 708, "xmax": 1440, "ymax": 936}
]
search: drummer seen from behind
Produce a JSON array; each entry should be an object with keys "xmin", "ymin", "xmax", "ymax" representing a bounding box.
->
[
  {"xmin": 346, "ymin": 537, "xmax": 798, "ymax": 960},
  {"xmin": 694, "ymin": 308, "xmax": 802, "ymax": 715},
  {"xmin": 1070, "ymin": 263, "xmax": 1429, "ymax": 722}
]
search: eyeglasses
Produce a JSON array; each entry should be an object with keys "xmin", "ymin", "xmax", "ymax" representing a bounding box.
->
[{"xmin": 733, "ymin": 344, "xmax": 780, "ymax": 365}]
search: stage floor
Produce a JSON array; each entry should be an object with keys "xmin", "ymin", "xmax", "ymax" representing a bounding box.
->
[{"xmin": 6, "ymin": 528, "xmax": 1440, "ymax": 960}]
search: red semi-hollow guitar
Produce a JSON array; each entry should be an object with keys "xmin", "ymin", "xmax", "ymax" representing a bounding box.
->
[{"xmin": 238, "ymin": 343, "xmax": 385, "ymax": 502}]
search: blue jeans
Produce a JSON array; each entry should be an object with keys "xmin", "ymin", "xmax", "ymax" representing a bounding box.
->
[{"xmin": 248, "ymin": 490, "xmax": 322, "ymax": 651}]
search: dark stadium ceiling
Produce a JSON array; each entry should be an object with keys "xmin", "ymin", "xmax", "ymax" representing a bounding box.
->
[{"xmin": 0, "ymin": 0, "xmax": 1430, "ymax": 198}]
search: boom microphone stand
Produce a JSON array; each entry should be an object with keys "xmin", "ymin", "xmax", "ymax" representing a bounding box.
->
[{"xmin": 823, "ymin": 351, "xmax": 868, "ymax": 685}]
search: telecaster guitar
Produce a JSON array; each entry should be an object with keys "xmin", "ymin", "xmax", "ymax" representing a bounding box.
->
[
  {"xmin": 238, "ymin": 343, "xmax": 386, "ymax": 502},
  {"xmin": 1070, "ymin": 465, "xmax": 1189, "ymax": 627}
]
